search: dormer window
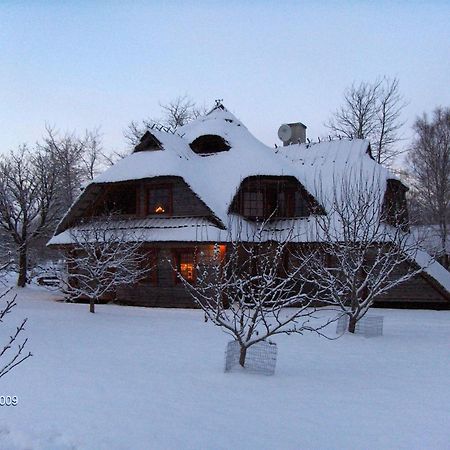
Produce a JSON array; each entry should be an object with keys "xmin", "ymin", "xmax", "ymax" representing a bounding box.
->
[
  {"xmin": 230, "ymin": 176, "xmax": 323, "ymax": 220},
  {"xmin": 190, "ymin": 135, "xmax": 230, "ymax": 156},
  {"xmin": 147, "ymin": 185, "xmax": 172, "ymax": 215}
]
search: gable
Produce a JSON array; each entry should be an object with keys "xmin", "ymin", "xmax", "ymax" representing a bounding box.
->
[{"xmin": 133, "ymin": 131, "xmax": 163, "ymax": 152}]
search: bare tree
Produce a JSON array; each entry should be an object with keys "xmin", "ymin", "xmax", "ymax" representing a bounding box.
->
[
  {"xmin": 0, "ymin": 145, "xmax": 59, "ymax": 287},
  {"xmin": 59, "ymin": 216, "xmax": 153, "ymax": 313},
  {"xmin": 293, "ymin": 171, "xmax": 426, "ymax": 333},
  {"xmin": 100, "ymin": 148, "xmax": 131, "ymax": 168},
  {"xmin": 79, "ymin": 129, "xmax": 103, "ymax": 182},
  {"xmin": 408, "ymin": 107, "xmax": 450, "ymax": 268},
  {"xmin": 124, "ymin": 95, "xmax": 207, "ymax": 148},
  {"xmin": 173, "ymin": 221, "xmax": 338, "ymax": 368},
  {"xmin": 0, "ymin": 288, "xmax": 32, "ymax": 379},
  {"xmin": 40, "ymin": 126, "xmax": 103, "ymax": 212},
  {"xmin": 159, "ymin": 95, "xmax": 206, "ymax": 129},
  {"xmin": 327, "ymin": 77, "xmax": 406, "ymax": 165}
]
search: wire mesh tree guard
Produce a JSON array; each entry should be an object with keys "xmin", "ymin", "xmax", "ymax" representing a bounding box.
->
[
  {"xmin": 224, "ymin": 340, "xmax": 278, "ymax": 375},
  {"xmin": 336, "ymin": 315, "xmax": 384, "ymax": 337}
]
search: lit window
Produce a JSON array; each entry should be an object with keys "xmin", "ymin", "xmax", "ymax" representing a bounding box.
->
[
  {"xmin": 148, "ymin": 186, "xmax": 172, "ymax": 215},
  {"xmin": 176, "ymin": 251, "xmax": 195, "ymax": 282}
]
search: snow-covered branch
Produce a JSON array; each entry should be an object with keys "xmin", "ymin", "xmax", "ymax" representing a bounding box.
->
[
  {"xmin": 58, "ymin": 215, "xmax": 154, "ymax": 313},
  {"xmin": 174, "ymin": 218, "xmax": 339, "ymax": 368},
  {"xmin": 293, "ymin": 169, "xmax": 428, "ymax": 333},
  {"xmin": 0, "ymin": 288, "xmax": 32, "ymax": 379}
]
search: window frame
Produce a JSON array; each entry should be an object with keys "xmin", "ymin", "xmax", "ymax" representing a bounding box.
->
[
  {"xmin": 242, "ymin": 190, "xmax": 264, "ymax": 219},
  {"xmin": 172, "ymin": 248, "xmax": 197, "ymax": 284},
  {"xmin": 240, "ymin": 184, "xmax": 311, "ymax": 220},
  {"xmin": 94, "ymin": 183, "xmax": 138, "ymax": 217},
  {"xmin": 146, "ymin": 184, "xmax": 173, "ymax": 216}
]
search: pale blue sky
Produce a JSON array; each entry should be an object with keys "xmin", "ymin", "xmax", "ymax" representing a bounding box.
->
[{"xmin": 1, "ymin": 1, "xmax": 449, "ymax": 156}]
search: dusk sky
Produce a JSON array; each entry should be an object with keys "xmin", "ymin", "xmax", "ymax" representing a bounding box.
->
[{"xmin": 1, "ymin": 1, "xmax": 449, "ymax": 158}]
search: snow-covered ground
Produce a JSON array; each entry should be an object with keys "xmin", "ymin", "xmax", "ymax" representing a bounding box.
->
[{"xmin": 0, "ymin": 285, "xmax": 449, "ymax": 450}]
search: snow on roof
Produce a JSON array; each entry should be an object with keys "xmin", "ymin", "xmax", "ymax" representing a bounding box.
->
[
  {"xmin": 48, "ymin": 217, "xmax": 224, "ymax": 246},
  {"xmin": 413, "ymin": 248, "xmax": 450, "ymax": 294},
  {"xmin": 91, "ymin": 106, "xmax": 302, "ymax": 224},
  {"xmin": 52, "ymin": 105, "xmax": 401, "ymax": 239},
  {"xmin": 276, "ymin": 139, "xmax": 398, "ymax": 215}
]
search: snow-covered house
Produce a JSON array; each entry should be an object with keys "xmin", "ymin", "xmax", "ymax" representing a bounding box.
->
[{"xmin": 48, "ymin": 105, "xmax": 450, "ymax": 308}]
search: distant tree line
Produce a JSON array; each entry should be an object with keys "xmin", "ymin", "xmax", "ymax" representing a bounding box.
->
[{"xmin": 0, "ymin": 127, "xmax": 104, "ymax": 287}]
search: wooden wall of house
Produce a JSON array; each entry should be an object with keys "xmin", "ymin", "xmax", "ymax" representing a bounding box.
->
[
  {"xmin": 358, "ymin": 249, "xmax": 449, "ymax": 306},
  {"xmin": 286, "ymin": 244, "xmax": 449, "ymax": 308},
  {"xmin": 68, "ymin": 241, "xmax": 449, "ymax": 309},
  {"xmin": 116, "ymin": 244, "xmax": 216, "ymax": 308},
  {"xmin": 373, "ymin": 263, "xmax": 449, "ymax": 307},
  {"xmin": 136, "ymin": 177, "xmax": 212, "ymax": 217}
]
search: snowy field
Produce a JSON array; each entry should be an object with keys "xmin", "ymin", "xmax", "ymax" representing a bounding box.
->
[{"xmin": 0, "ymin": 285, "xmax": 449, "ymax": 450}]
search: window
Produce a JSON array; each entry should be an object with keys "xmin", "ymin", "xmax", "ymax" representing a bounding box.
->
[
  {"xmin": 179, "ymin": 252, "xmax": 194, "ymax": 281},
  {"xmin": 102, "ymin": 185, "xmax": 137, "ymax": 215},
  {"xmin": 173, "ymin": 249, "xmax": 196, "ymax": 283},
  {"xmin": 233, "ymin": 177, "xmax": 321, "ymax": 220},
  {"xmin": 147, "ymin": 185, "xmax": 172, "ymax": 215},
  {"xmin": 242, "ymin": 188, "xmax": 308, "ymax": 218},
  {"xmin": 276, "ymin": 191, "xmax": 288, "ymax": 217},
  {"xmin": 190, "ymin": 135, "xmax": 230, "ymax": 155},
  {"xmin": 294, "ymin": 191, "xmax": 310, "ymax": 217},
  {"xmin": 243, "ymin": 191, "xmax": 264, "ymax": 218}
]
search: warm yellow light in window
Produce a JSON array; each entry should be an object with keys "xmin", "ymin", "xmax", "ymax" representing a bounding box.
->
[
  {"xmin": 180, "ymin": 263, "xmax": 194, "ymax": 280},
  {"xmin": 155, "ymin": 205, "xmax": 165, "ymax": 213}
]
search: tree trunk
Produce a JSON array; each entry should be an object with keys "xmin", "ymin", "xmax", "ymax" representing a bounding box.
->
[
  {"xmin": 17, "ymin": 245, "xmax": 27, "ymax": 288},
  {"xmin": 348, "ymin": 315, "xmax": 357, "ymax": 333},
  {"xmin": 90, "ymin": 298, "xmax": 95, "ymax": 314},
  {"xmin": 239, "ymin": 346, "xmax": 247, "ymax": 368}
]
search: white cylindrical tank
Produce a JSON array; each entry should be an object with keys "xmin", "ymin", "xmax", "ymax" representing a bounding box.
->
[{"xmin": 278, "ymin": 122, "xmax": 307, "ymax": 146}]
